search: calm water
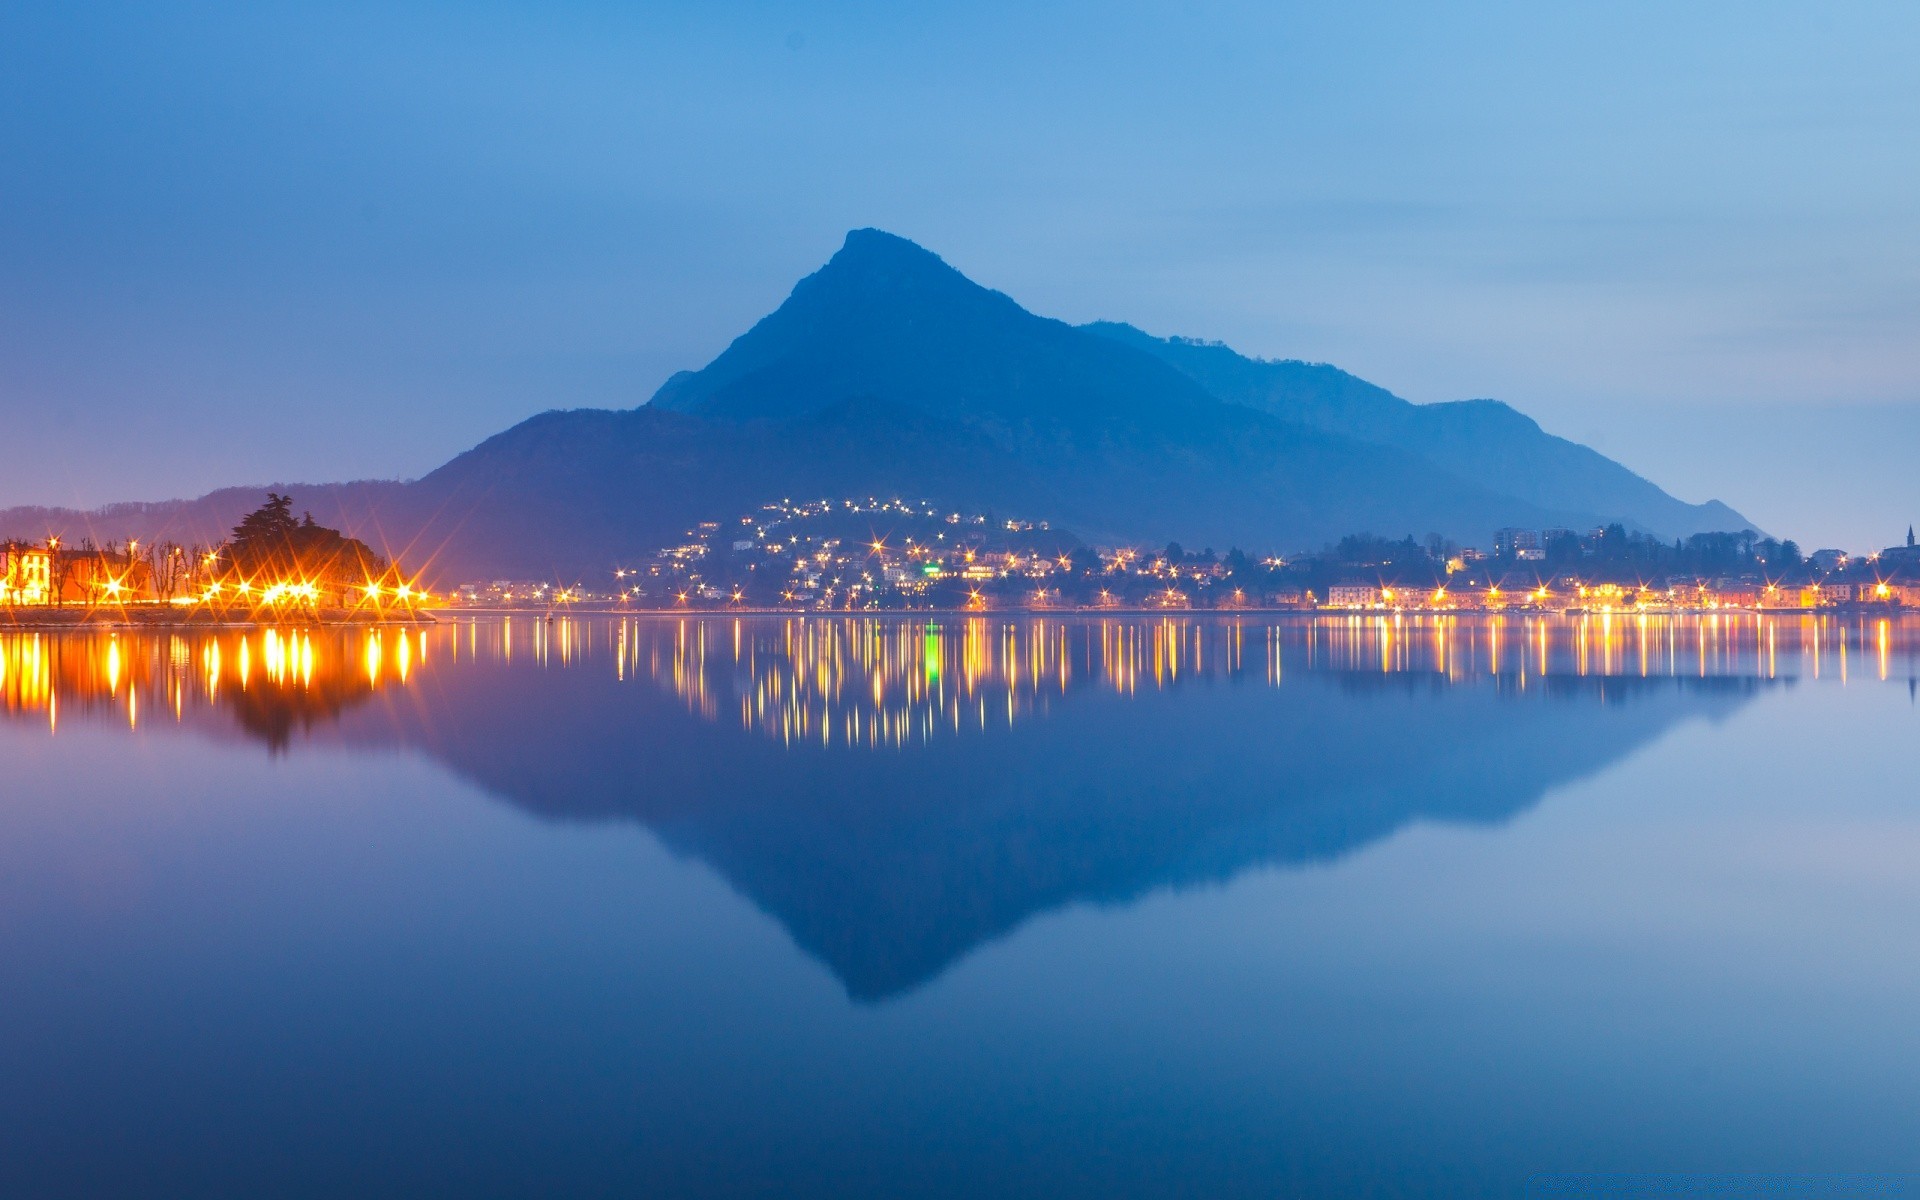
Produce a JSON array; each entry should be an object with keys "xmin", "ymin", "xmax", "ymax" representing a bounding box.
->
[{"xmin": 2, "ymin": 614, "xmax": 1917, "ymax": 1198}]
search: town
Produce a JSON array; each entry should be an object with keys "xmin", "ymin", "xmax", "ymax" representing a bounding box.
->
[
  {"xmin": 447, "ymin": 497, "xmax": 1920, "ymax": 614},
  {"xmin": 0, "ymin": 495, "xmax": 431, "ymax": 622}
]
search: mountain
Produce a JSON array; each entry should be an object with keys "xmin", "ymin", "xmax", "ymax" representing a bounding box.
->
[
  {"xmin": 651, "ymin": 227, "xmax": 1224, "ymax": 430},
  {"xmin": 0, "ymin": 229, "xmax": 1754, "ymax": 580},
  {"xmin": 1082, "ymin": 322, "xmax": 1751, "ymax": 538},
  {"xmin": 634, "ymin": 228, "xmax": 1595, "ymax": 546}
]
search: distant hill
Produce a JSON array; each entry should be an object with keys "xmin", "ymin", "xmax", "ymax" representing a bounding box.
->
[
  {"xmin": 0, "ymin": 229, "xmax": 1755, "ymax": 581},
  {"xmin": 0, "ymin": 483, "xmax": 411, "ymax": 558}
]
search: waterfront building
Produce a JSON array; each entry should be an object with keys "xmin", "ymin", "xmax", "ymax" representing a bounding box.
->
[
  {"xmin": 1, "ymin": 543, "xmax": 53, "ymax": 604},
  {"xmin": 55, "ymin": 549, "xmax": 150, "ymax": 604},
  {"xmin": 1326, "ymin": 585, "xmax": 1382, "ymax": 609},
  {"xmin": 1849, "ymin": 581, "xmax": 1920, "ymax": 606}
]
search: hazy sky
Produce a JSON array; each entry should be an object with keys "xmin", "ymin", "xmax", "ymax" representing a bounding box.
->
[{"xmin": 4, "ymin": 2, "xmax": 1918, "ymax": 548}]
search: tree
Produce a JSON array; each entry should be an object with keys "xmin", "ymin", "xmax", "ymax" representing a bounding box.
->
[
  {"xmin": 183, "ymin": 544, "xmax": 219, "ymax": 598},
  {"xmin": 219, "ymin": 493, "xmax": 392, "ymax": 602},
  {"xmin": 1543, "ymin": 530, "xmax": 1585, "ymax": 566},
  {"xmin": 45, "ymin": 537, "xmax": 73, "ymax": 605},
  {"xmin": 229, "ymin": 493, "xmax": 300, "ymax": 562},
  {"xmin": 1591, "ymin": 524, "xmax": 1630, "ymax": 562},
  {"xmin": 147, "ymin": 541, "xmax": 189, "ymax": 603},
  {"xmin": 1334, "ymin": 533, "xmax": 1418, "ymax": 566}
]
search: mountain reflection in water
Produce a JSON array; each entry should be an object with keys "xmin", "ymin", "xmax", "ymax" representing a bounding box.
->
[{"xmin": 7, "ymin": 613, "xmax": 1914, "ymax": 1000}]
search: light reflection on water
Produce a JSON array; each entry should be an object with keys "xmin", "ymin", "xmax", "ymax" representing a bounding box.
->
[
  {"xmin": 5, "ymin": 612, "xmax": 1916, "ymax": 749},
  {"xmin": 2, "ymin": 613, "xmax": 1919, "ymax": 1198},
  {"xmin": 0, "ymin": 625, "xmax": 431, "ymax": 746}
]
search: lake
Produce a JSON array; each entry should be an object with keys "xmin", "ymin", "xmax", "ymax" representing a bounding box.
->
[{"xmin": 2, "ymin": 613, "xmax": 1916, "ymax": 1198}]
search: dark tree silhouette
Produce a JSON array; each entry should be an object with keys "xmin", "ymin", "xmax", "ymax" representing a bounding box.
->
[
  {"xmin": 220, "ymin": 493, "xmax": 395, "ymax": 601},
  {"xmin": 229, "ymin": 493, "xmax": 301, "ymax": 562}
]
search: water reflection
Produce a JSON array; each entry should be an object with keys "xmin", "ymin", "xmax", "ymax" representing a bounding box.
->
[
  {"xmin": 7, "ymin": 613, "xmax": 1917, "ymax": 1000},
  {"xmin": 630, "ymin": 612, "xmax": 1920, "ymax": 748},
  {"xmin": 8, "ymin": 613, "xmax": 1916, "ymax": 748},
  {"xmin": 0, "ymin": 626, "xmax": 431, "ymax": 748}
]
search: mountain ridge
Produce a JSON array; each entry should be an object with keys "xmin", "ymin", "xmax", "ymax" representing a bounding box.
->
[
  {"xmin": 1080, "ymin": 320, "xmax": 1752, "ymax": 536},
  {"xmin": 0, "ymin": 228, "xmax": 1756, "ymax": 580}
]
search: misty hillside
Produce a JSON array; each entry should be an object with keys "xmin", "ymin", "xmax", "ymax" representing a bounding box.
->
[{"xmin": 1082, "ymin": 321, "xmax": 1750, "ymax": 538}]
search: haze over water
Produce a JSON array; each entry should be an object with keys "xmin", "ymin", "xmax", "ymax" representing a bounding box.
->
[{"xmin": 3, "ymin": 614, "xmax": 1918, "ymax": 1198}]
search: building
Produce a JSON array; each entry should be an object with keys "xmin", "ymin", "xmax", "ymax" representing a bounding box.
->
[
  {"xmin": 1, "ymin": 543, "xmax": 53, "ymax": 604},
  {"xmin": 1877, "ymin": 527, "xmax": 1920, "ymax": 569},
  {"xmin": 1704, "ymin": 578, "xmax": 1761, "ymax": 608},
  {"xmin": 1580, "ymin": 582, "xmax": 1632, "ymax": 607},
  {"xmin": 1326, "ymin": 585, "xmax": 1382, "ymax": 609},
  {"xmin": 1493, "ymin": 528, "xmax": 1543, "ymax": 560},
  {"xmin": 1851, "ymin": 581, "xmax": 1920, "ymax": 606},
  {"xmin": 1758, "ymin": 583, "xmax": 1828, "ymax": 609},
  {"xmin": 1, "ymin": 544, "xmax": 151, "ymax": 605},
  {"xmin": 60, "ymin": 549, "xmax": 154, "ymax": 603}
]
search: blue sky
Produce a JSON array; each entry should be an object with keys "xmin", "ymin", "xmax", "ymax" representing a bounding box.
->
[{"xmin": 3, "ymin": 2, "xmax": 1918, "ymax": 548}]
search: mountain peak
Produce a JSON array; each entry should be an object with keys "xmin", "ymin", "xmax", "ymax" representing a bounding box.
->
[
  {"xmin": 836, "ymin": 226, "xmax": 941, "ymax": 262},
  {"xmin": 649, "ymin": 228, "xmax": 1185, "ymax": 424},
  {"xmin": 801, "ymin": 228, "xmax": 978, "ymax": 300}
]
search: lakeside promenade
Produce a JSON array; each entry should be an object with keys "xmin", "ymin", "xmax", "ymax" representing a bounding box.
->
[{"xmin": 0, "ymin": 606, "xmax": 437, "ymax": 629}]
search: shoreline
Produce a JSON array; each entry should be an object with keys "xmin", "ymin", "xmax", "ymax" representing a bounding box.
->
[
  {"xmin": 6, "ymin": 605, "xmax": 1912, "ymax": 628},
  {"xmin": 0, "ymin": 607, "xmax": 438, "ymax": 629},
  {"xmin": 436, "ymin": 605, "xmax": 1920, "ymax": 619}
]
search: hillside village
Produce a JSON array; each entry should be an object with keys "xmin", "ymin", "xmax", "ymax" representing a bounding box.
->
[{"xmin": 448, "ymin": 498, "xmax": 1920, "ymax": 614}]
